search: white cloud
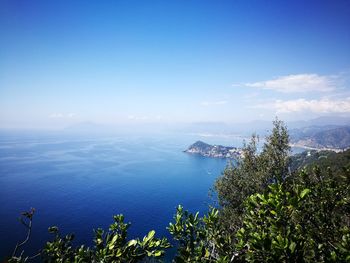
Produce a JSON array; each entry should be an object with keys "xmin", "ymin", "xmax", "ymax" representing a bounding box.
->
[
  {"xmin": 200, "ymin": 100, "xmax": 227, "ymax": 106},
  {"xmin": 242, "ymin": 74, "xmax": 336, "ymax": 93},
  {"xmin": 254, "ymin": 97, "xmax": 350, "ymax": 113}
]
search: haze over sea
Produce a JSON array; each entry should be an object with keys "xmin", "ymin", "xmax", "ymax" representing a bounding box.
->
[{"xmin": 0, "ymin": 131, "xmax": 244, "ymax": 259}]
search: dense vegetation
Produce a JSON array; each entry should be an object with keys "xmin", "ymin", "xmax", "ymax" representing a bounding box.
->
[
  {"xmin": 8, "ymin": 120, "xmax": 350, "ymax": 262},
  {"xmin": 289, "ymin": 148, "xmax": 350, "ymax": 176}
]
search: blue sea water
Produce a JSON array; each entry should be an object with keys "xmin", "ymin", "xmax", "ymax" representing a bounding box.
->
[{"xmin": 0, "ymin": 131, "xmax": 240, "ymax": 261}]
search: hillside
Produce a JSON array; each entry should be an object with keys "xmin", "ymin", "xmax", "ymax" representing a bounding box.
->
[
  {"xmin": 289, "ymin": 148, "xmax": 350, "ymax": 175},
  {"xmin": 290, "ymin": 126, "xmax": 350, "ymax": 150}
]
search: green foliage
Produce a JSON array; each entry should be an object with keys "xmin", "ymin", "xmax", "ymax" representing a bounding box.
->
[
  {"xmin": 41, "ymin": 214, "xmax": 170, "ymax": 262},
  {"xmin": 93, "ymin": 214, "xmax": 170, "ymax": 261},
  {"xmin": 289, "ymin": 149, "xmax": 350, "ymax": 176},
  {"xmin": 235, "ymin": 167, "xmax": 350, "ymax": 262},
  {"xmin": 260, "ymin": 118, "xmax": 291, "ymax": 184},
  {"xmin": 42, "ymin": 226, "xmax": 91, "ymax": 262},
  {"xmin": 215, "ymin": 119, "xmax": 291, "ymax": 231},
  {"xmin": 168, "ymin": 205, "xmax": 233, "ymax": 262},
  {"xmin": 215, "ymin": 118, "xmax": 349, "ymax": 262},
  {"xmin": 235, "ymin": 183, "xmax": 312, "ymax": 262}
]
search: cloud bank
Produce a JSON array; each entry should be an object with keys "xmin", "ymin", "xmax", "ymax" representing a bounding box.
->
[
  {"xmin": 243, "ymin": 74, "xmax": 336, "ymax": 93},
  {"xmin": 254, "ymin": 98, "xmax": 350, "ymax": 113}
]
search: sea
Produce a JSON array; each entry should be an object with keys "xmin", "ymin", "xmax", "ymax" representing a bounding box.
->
[{"xmin": 0, "ymin": 130, "xmax": 246, "ymax": 261}]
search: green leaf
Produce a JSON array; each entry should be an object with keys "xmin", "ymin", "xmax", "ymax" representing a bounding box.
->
[
  {"xmin": 300, "ymin": 188, "xmax": 310, "ymax": 199},
  {"xmin": 143, "ymin": 230, "xmax": 155, "ymax": 244},
  {"xmin": 108, "ymin": 235, "xmax": 118, "ymax": 250},
  {"xmin": 127, "ymin": 239, "xmax": 138, "ymax": 247},
  {"xmin": 154, "ymin": 250, "xmax": 163, "ymax": 257},
  {"xmin": 289, "ymin": 241, "xmax": 296, "ymax": 253}
]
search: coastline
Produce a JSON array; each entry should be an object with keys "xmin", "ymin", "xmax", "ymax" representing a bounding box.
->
[{"xmin": 289, "ymin": 143, "xmax": 348, "ymax": 153}]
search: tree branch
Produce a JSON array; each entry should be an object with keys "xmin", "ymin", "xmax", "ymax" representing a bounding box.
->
[{"xmin": 12, "ymin": 208, "xmax": 35, "ymax": 258}]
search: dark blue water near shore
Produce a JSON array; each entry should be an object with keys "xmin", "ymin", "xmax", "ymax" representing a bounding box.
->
[{"xmin": 0, "ymin": 131, "xmax": 237, "ymax": 260}]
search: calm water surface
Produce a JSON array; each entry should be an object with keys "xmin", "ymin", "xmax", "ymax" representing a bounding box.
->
[{"xmin": 0, "ymin": 131, "xmax": 240, "ymax": 260}]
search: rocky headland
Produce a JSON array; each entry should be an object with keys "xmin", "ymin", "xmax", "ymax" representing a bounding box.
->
[{"xmin": 184, "ymin": 140, "xmax": 242, "ymax": 159}]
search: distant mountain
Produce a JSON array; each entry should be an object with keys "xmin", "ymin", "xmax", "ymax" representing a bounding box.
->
[
  {"xmin": 184, "ymin": 140, "xmax": 242, "ymax": 159},
  {"xmin": 179, "ymin": 116, "xmax": 350, "ymax": 137},
  {"xmin": 291, "ymin": 126, "xmax": 350, "ymax": 150},
  {"xmin": 289, "ymin": 125, "xmax": 348, "ymax": 143},
  {"xmin": 288, "ymin": 116, "xmax": 350, "ymax": 128}
]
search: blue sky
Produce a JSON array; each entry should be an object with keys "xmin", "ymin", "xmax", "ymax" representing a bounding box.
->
[{"xmin": 1, "ymin": 0, "xmax": 350, "ymax": 129}]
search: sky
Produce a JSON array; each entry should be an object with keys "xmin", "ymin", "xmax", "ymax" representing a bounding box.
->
[{"xmin": 1, "ymin": 0, "xmax": 350, "ymax": 129}]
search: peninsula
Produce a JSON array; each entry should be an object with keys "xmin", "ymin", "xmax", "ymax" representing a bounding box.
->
[{"xmin": 184, "ymin": 141, "xmax": 242, "ymax": 159}]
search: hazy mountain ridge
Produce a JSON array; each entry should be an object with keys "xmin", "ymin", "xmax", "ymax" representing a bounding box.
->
[
  {"xmin": 184, "ymin": 117, "xmax": 350, "ymax": 151},
  {"xmin": 290, "ymin": 126, "xmax": 350, "ymax": 150}
]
